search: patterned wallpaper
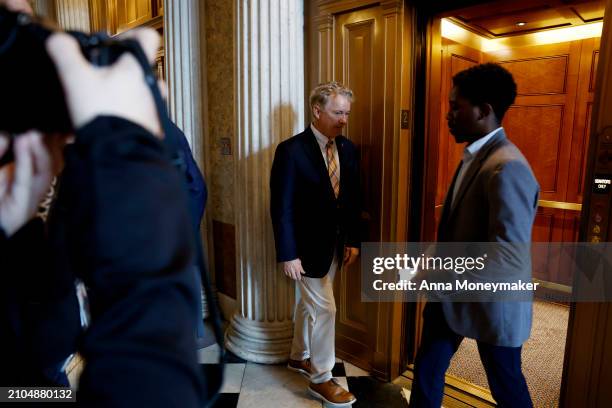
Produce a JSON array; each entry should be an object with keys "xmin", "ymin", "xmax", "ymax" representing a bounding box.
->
[{"xmin": 205, "ymin": 0, "xmax": 235, "ymax": 224}]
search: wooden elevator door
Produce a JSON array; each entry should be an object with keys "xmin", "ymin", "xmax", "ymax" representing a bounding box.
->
[{"xmin": 332, "ymin": 6, "xmax": 385, "ymax": 371}]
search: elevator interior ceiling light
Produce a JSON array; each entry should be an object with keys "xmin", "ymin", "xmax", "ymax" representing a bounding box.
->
[{"xmin": 441, "ymin": 18, "xmax": 603, "ymax": 52}]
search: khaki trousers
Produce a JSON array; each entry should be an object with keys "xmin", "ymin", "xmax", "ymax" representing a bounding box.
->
[{"xmin": 290, "ymin": 256, "xmax": 338, "ymax": 384}]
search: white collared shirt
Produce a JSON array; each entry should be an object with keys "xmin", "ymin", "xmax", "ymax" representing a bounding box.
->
[
  {"xmin": 451, "ymin": 127, "xmax": 503, "ymax": 207},
  {"xmin": 311, "ymin": 123, "xmax": 341, "ymax": 182}
]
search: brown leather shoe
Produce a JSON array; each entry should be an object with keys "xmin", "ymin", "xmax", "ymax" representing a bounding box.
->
[
  {"xmin": 309, "ymin": 379, "xmax": 356, "ymax": 406},
  {"xmin": 287, "ymin": 358, "xmax": 312, "ymax": 377}
]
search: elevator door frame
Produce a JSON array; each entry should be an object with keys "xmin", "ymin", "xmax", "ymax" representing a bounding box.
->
[{"xmin": 415, "ymin": 0, "xmax": 612, "ymax": 406}]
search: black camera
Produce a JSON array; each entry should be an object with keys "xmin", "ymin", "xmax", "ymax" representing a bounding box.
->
[{"xmin": 0, "ymin": 6, "xmax": 138, "ymax": 135}]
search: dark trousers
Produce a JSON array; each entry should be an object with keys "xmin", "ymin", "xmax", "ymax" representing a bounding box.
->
[{"xmin": 409, "ymin": 303, "xmax": 532, "ymax": 408}]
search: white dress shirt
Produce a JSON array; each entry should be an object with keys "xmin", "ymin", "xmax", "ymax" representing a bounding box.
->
[{"xmin": 451, "ymin": 127, "xmax": 503, "ymax": 207}]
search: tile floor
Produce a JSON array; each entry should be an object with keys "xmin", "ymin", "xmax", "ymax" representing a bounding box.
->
[
  {"xmin": 198, "ymin": 344, "xmax": 411, "ymax": 408},
  {"xmin": 65, "ymin": 321, "xmax": 412, "ymax": 407}
]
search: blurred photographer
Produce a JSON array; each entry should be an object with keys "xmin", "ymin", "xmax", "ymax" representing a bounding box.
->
[
  {"xmin": 0, "ymin": 1, "xmax": 208, "ymax": 405},
  {"xmin": 0, "ymin": 0, "xmax": 79, "ymax": 388}
]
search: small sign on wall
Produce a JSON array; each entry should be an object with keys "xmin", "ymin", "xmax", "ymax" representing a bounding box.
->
[
  {"xmin": 401, "ymin": 110, "xmax": 410, "ymax": 129},
  {"xmin": 220, "ymin": 137, "xmax": 232, "ymax": 155},
  {"xmin": 593, "ymin": 174, "xmax": 612, "ymax": 194}
]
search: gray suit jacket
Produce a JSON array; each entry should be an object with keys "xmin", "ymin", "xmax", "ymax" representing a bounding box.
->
[{"xmin": 437, "ymin": 129, "xmax": 539, "ymax": 347}]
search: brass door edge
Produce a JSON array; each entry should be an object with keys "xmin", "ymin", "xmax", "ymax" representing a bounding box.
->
[
  {"xmin": 444, "ymin": 373, "xmax": 497, "ymax": 406},
  {"xmin": 439, "ymin": 200, "xmax": 582, "ymax": 211},
  {"xmin": 400, "ymin": 368, "xmax": 496, "ymax": 408},
  {"xmin": 533, "ymin": 278, "xmax": 573, "ymax": 294},
  {"xmin": 538, "ymin": 200, "xmax": 583, "ymax": 211}
]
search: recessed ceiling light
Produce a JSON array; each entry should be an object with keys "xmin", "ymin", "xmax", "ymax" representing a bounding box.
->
[{"xmin": 516, "ymin": 22, "xmax": 527, "ymax": 27}]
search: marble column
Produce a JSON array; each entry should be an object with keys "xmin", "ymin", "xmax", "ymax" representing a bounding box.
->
[
  {"xmin": 54, "ymin": 0, "xmax": 90, "ymax": 32},
  {"xmin": 225, "ymin": 0, "xmax": 305, "ymax": 363},
  {"xmin": 164, "ymin": 0, "xmax": 209, "ymax": 319},
  {"xmin": 164, "ymin": 0, "xmax": 204, "ymax": 159}
]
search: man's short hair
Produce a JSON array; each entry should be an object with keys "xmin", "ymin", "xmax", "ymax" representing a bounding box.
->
[
  {"xmin": 309, "ymin": 82, "xmax": 353, "ymax": 110},
  {"xmin": 452, "ymin": 63, "xmax": 517, "ymax": 121}
]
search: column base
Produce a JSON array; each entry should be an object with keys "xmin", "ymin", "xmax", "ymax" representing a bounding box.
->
[{"xmin": 225, "ymin": 313, "xmax": 294, "ymax": 364}]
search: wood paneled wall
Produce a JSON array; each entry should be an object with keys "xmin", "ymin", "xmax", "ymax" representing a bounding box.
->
[
  {"xmin": 434, "ymin": 36, "xmax": 600, "ymax": 286},
  {"xmin": 89, "ymin": 0, "xmax": 163, "ymax": 35}
]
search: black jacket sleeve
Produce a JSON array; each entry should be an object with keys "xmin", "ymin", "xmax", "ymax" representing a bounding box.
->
[
  {"xmin": 0, "ymin": 217, "xmax": 80, "ymax": 385},
  {"xmin": 270, "ymin": 141, "xmax": 299, "ymax": 262},
  {"xmin": 50, "ymin": 116, "xmax": 206, "ymax": 407}
]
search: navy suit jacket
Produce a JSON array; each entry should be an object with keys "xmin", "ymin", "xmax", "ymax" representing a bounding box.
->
[
  {"xmin": 168, "ymin": 121, "xmax": 207, "ymax": 228},
  {"xmin": 270, "ymin": 127, "xmax": 361, "ymax": 278}
]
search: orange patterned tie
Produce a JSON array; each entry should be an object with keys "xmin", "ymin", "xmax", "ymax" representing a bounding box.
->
[{"xmin": 326, "ymin": 140, "xmax": 340, "ymax": 198}]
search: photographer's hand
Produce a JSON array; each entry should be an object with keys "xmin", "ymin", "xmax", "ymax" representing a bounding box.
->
[
  {"xmin": 0, "ymin": 132, "xmax": 52, "ymax": 236},
  {"xmin": 0, "ymin": 0, "xmax": 33, "ymax": 14},
  {"xmin": 45, "ymin": 29, "xmax": 163, "ymax": 138}
]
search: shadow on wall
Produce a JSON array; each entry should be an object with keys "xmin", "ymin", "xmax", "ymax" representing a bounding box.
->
[
  {"xmin": 270, "ymin": 103, "xmax": 300, "ymax": 145},
  {"xmin": 219, "ymin": 103, "xmax": 301, "ymax": 323}
]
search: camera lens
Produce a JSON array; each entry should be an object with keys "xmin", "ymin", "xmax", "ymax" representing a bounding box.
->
[{"xmin": 16, "ymin": 13, "xmax": 31, "ymax": 25}]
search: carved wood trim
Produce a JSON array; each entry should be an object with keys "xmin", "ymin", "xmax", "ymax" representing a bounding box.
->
[
  {"xmin": 563, "ymin": 0, "xmax": 612, "ymax": 405},
  {"xmin": 590, "ymin": 49, "xmax": 600, "ymax": 92},
  {"xmin": 314, "ymin": 12, "xmax": 334, "ymax": 29},
  {"xmin": 381, "ymin": 0, "xmax": 402, "ymax": 14},
  {"xmin": 577, "ymin": 102, "xmax": 593, "ymax": 195},
  {"xmin": 318, "ymin": 0, "xmax": 379, "ymax": 15},
  {"xmin": 308, "ymin": 0, "xmax": 407, "ymax": 381},
  {"xmin": 317, "ymin": 0, "xmax": 402, "ymax": 16}
]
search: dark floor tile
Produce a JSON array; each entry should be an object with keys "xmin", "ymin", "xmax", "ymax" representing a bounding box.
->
[
  {"xmin": 224, "ymin": 349, "xmax": 247, "ymax": 364},
  {"xmin": 331, "ymin": 362, "xmax": 346, "ymax": 377},
  {"xmin": 347, "ymin": 376, "xmax": 408, "ymax": 408},
  {"xmin": 199, "ymin": 319, "xmax": 245, "ymax": 363},
  {"xmin": 200, "ymin": 364, "xmax": 225, "ymax": 398},
  {"xmin": 208, "ymin": 393, "xmax": 239, "ymax": 408}
]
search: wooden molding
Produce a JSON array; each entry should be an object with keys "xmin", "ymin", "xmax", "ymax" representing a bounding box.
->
[
  {"xmin": 140, "ymin": 14, "xmax": 163, "ymax": 31},
  {"xmin": 314, "ymin": 12, "xmax": 333, "ymax": 29},
  {"xmin": 88, "ymin": 0, "xmax": 163, "ymax": 35},
  {"xmin": 590, "ymin": 49, "xmax": 600, "ymax": 92},
  {"xmin": 318, "ymin": 0, "xmax": 379, "ymax": 15},
  {"xmin": 562, "ymin": 0, "xmax": 612, "ymax": 405},
  {"xmin": 381, "ymin": 0, "xmax": 402, "ymax": 14},
  {"xmin": 316, "ymin": 0, "xmax": 402, "ymax": 15}
]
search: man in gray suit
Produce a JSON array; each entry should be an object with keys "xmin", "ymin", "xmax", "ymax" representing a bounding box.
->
[{"xmin": 409, "ymin": 63, "xmax": 539, "ymax": 408}]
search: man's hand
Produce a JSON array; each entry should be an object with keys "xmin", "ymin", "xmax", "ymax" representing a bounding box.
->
[
  {"xmin": 45, "ymin": 29, "xmax": 163, "ymax": 138},
  {"xmin": 0, "ymin": 132, "xmax": 52, "ymax": 236},
  {"xmin": 283, "ymin": 259, "xmax": 306, "ymax": 281},
  {"xmin": 344, "ymin": 246, "xmax": 359, "ymax": 267}
]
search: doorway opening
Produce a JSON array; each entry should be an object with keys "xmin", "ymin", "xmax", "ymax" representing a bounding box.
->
[{"xmin": 411, "ymin": 1, "xmax": 606, "ymax": 406}]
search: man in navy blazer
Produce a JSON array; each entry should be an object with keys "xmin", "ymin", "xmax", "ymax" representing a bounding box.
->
[
  {"xmin": 409, "ymin": 64, "xmax": 539, "ymax": 408},
  {"xmin": 270, "ymin": 82, "xmax": 361, "ymax": 406}
]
